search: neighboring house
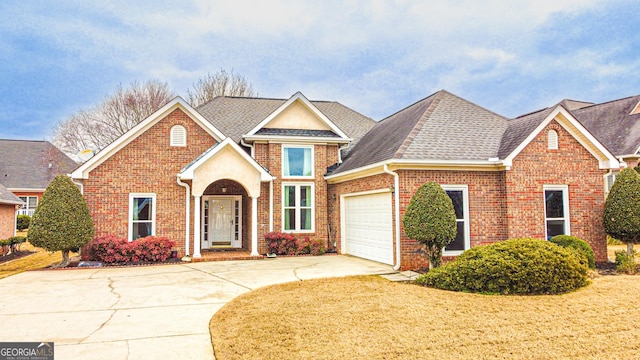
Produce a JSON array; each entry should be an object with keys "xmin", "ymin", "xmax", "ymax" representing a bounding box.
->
[
  {"xmin": 554, "ymin": 95, "xmax": 640, "ymax": 192},
  {"xmin": 0, "ymin": 183, "xmax": 23, "ymax": 239},
  {"xmin": 0, "ymin": 139, "xmax": 78, "ymax": 216},
  {"xmin": 326, "ymin": 90, "xmax": 618, "ymax": 269},
  {"xmin": 70, "ymin": 90, "xmax": 619, "ymax": 270}
]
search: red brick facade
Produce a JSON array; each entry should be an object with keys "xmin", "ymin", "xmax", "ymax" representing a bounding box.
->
[
  {"xmin": 328, "ymin": 120, "xmax": 608, "ymax": 270},
  {"xmin": 78, "ymin": 106, "xmax": 610, "ymax": 270},
  {"xmin": 0, "ymin": 204, "xmax": 16, "ymax": 239}
]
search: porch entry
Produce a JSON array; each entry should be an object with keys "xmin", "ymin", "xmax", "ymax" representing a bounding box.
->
[{"xmin": 201, "ymin": 195, "xmax": 242, "ymax": 249}]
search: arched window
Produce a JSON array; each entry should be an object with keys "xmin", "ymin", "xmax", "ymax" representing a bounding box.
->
[
  {"xmin": 170, "ymin": 125, "xmax": 186, "ymax": 146},
  {"xmin": 548, "ymin": 129, "xmax": 558, "ymax": 150}
]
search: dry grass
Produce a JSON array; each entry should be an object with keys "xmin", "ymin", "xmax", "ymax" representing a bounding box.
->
[
  {"xmin": 211, "ymin": 275, "xmax": 640, "ymax": 359},
  {"xmin": 0, "ymin": 232, "xmax": 69, "ymax": 280}
]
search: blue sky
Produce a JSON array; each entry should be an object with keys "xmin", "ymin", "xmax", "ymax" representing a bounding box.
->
[{"xmin": 1, "ymin": 0, "xmax": 638, "ymax": 141}]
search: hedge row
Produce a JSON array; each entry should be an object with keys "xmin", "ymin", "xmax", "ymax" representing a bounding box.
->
[{"xmin": 89, "ymin": 235, "xmax": 175, "ymax": 264}]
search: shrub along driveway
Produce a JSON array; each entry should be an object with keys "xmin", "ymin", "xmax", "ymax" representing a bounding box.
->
[{"xmin": 0, "ymin": 256, "xmax": 392, "ymax": 359}]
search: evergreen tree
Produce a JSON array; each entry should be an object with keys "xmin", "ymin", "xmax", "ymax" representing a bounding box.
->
[
  {"xmin": 403, "ymin": 182, "xmax": 457, "ymax": 269},
  {"xmin": 603, "ymin": 167, "xmax": 640, "ymax": 255},
  {"xmin": 28, "ymin": 175, "xmax": 94, "ymax": 266}
]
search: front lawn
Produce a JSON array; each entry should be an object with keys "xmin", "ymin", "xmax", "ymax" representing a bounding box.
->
[{"xmin": 210, "ymin": 275, "xmax": 640, "ymax": 359}]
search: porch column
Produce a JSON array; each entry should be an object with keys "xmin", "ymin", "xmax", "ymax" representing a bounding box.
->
[
  {"xmin": 193, "ymin": 195, "xmax": 201, "ymax": 258},
  {"xmin": 251, "ymin": 196, "xmax": 259, "ymax": 256}
]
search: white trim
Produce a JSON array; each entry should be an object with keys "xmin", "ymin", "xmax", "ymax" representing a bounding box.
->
[
  {"xmin": 441, "ymin": 185, "xmax": 470, "ymax": 256},
  {"xmin": 193, "ymin": 195, "xmax": 201, "ymax": 258},
  {"xmin": 503, "ymin": 106, "xmax": 619, "ymax": 170},
  {"xmin": 282, "ymin": 144, "xmax": 314, "ymax": 179},
  {"xmin": 176, "ymin": 177, "xmax": 191, "ymax": 256},
  {"xmin": 251, "ymin": 196, "xmax": 259, "ymax": 256},
  {"xmin": 170, "ymin": 125, "xmax": 187, "ymax": 146},
  {"xmin": 242, "ymin": 135, "xmax": 351, "ymax": 144},
  {"xmin": 128, "ymin": 193, "xmax": 156, "ymax": 241},
  {"xmin": 179, "ymin": 138, "xmax": 273, "ymax": 182},
  {"xmin": 6, "ymin": 188, "xmax": 46, "ymax": 193},
  {"xmin": 72, "ymin": 97, "xmax": 226, "ymax": 179},
  {"xmin": 282, "ymin": 182, "xmax": 315, "ymax": 233},
  {"xmin": 543, "ymin": 185, "xmax": 571, "ymax": 239},
  {"xmin": 244, "ymin": 92, "xmax": 350, "ymax": 140}
]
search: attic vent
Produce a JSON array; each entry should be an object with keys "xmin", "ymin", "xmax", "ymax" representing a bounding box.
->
[
  {"xmin": 170, "ymin": 125, "xmax": 186, "ymax": 147},
  {"xmin": 548, "ymin": 130, "xmax": 558, "ymax": 150},
  {"xmin": 631, "ymin": 101, "xmax": 640, "ymax": 115}
]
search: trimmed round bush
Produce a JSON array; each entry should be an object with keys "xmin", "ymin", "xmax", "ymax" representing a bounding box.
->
[
  {"xmin": 16, "ymin": 215, "xmax": 30, "ymax": 231},
  {"xmin": 415, "ymin": 238, "xmax": 589, "ymax": 295},
  {"xmin": 550, "ymin": 235, "xmax": 595, "ymax": 269}
]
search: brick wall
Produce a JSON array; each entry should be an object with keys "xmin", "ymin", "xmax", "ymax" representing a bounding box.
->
[
  {"xmin": 506, "ymin": 121, "xmax": 608, "ymax": 262},
  {"xmin": 80, "ymin": 108, "xmax": 217, "ymax": 255},
  {"xmin": 0, "ymin": 204, "xmax": 16, "ymax": 239}
]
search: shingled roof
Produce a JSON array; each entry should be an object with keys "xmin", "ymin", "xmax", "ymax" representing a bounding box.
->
[
  {"xmin": 0, "ymin": 140, "xmax": 78, "ymax": 190},
  {"xmin": 0, "ymin": 183, "xmax": 23, "ymax": 205},
  {"xmin": 571, "ymin": 95, "xmax": 640, "ymax": 156},
  {"xmin": 196, "ymin": 96, "xmax": 376, "ymax": 153},
  {"xmin": 333, "ymin": 90, "xmax": 508, "ymax": 174}
]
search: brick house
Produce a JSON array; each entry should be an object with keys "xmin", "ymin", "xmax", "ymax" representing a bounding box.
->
[
  {"xmin": 0, "ymin": 139, "xmax": 78, "ymax": 217},
  {"xmin": 0, "ymin": 184, "xmax": 23, "ymax": 239},
  {"xmin": 71, "ymin": 90, "xmax": 619, "ymax": 270}
]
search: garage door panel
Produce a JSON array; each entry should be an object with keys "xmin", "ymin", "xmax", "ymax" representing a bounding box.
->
[{"xmin": 344, "ymin": 192, "xmax": 393, "ymax": 265}]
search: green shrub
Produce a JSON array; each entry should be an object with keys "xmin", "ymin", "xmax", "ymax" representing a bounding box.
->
[
  {"xmin": 550, "ymin": 235, "xmax": 596, "ymax": 269},
  {"xmin": 16, "ymin": 215, "xmax": 30, "ymax": 231},
  {"xmin": 28, "ymin": 175, "xmax": 94, "ymax": 266},
  {"xmin": 607, "ymin": 236, "xmax": 624, "ymax": 245},
  {"xmin": 615, "ymin": 250, "xmax": 637, "ymax": 274},
  {"xmin": 604, "ymin": 168, "xmax": 640, "ymax": 245},
  {"xmin": 415, "ymin": 238, "xmax": 589, "ymax": 295},
  {"xmin": 403, "ymin": 182, "xmax": 456, "ymax": 268}
]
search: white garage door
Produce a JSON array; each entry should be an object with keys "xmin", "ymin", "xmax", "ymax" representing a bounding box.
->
[{"xmin": 343, "ymin": 192, "xmax": 393, "ymax": 265}]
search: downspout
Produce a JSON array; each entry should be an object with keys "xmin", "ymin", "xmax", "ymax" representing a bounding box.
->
[
  {"xmin": 337, "ymin": 143, "xmax": 349, "ymax": 163},
  {"xmin": 383, "ymin": 164, "xmax": 401, "ymax": 271},
  {"xmin": 176, "ymin": 176, "xmax": 191, "ymax": 259}
]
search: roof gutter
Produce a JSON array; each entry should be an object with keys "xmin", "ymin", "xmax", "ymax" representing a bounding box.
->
[{"xmin": 383, "ymin": 164, "xmax": 401, "ymax": 271}]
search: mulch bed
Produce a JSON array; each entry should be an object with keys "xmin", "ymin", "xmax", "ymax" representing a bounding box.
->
[
  {"xmin": 0, "ymin": 251, "xmax": 35, "ymax": 265},
  {"xmin": 595, "ymin": 261, "xmax": 618, "ymax": 275}
]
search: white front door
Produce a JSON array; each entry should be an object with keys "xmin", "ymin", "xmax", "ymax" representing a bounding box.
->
[{"xmin": 202, "ymin": 196, "xmax": 242, "ymax": 249}]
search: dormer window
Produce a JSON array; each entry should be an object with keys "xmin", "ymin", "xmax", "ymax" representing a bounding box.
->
[
  {"xmin": 548, "ymin": 129, "xmax": 558, "ymax": 150},
  {"xmin": 282, "ymin": 145, "xmax": 313, "ymax": 178},
  {"xmin": 170, "ymin": 125, "xmax": 186, "ymax": 146}
]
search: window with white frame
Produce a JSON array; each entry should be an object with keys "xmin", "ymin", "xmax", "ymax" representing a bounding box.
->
[
  {"xmin": 170, "ymin": 125, "xmax": 187, "ymax": 146},
  {"xmin": 283, "ymin": 184, "xmax": 314, "ymax": 232},
  {"xmin": 544, "ymin": 185, "xmax": 570, "ymax": 240},
  {"xmin": 129, "ymin": 193, "xmax": 156, "ymax": 241},
  {"xmin": 17, "ymin": 196, "xmax": 38, "ymax": 215},
  {"xmin": 443, "ymin": 185, "xmax": 470, "ymax": 255},
  {"xmin": 282, "ymin": 145, "xmax": 313, "ymax": 178},
  {"xmin": 605, "ymin": 173, "xmax": 617, "ymax": 194}
]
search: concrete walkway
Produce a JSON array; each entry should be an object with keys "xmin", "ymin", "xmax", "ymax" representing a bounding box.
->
[{"xmin": 0, "ymin": 255, "xmax": 392, "ymax": 359}]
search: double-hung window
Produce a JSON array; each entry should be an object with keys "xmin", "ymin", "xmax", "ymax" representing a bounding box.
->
[
  {"xmin": 18, "ymin": 196, "xmax": 38, "ymax": 216},
  {"xmin": 442, "ymin": 185, "xmax": 470, "ymax": 255},
  {"xmin": 544, "ymin": 185, "xmax": 570, "ymax": 239},
  {"xmin": 283, "ymin": 145, "xmax": 313, "ymax": 178},
  {"xmin": 283, "ymin": 184, "xmax": 314, "ymax": 232},
  {"xmin": 129, "ymin": 193, "xmax": 156, "ymax": 241}
]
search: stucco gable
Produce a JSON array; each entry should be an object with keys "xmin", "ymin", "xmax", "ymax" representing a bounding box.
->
[
  {"xmin": 71, "ymin": 97, "xmax": 226, "ymax": 179},
  {"xmin": 243, "ymin": 92, "xmax": 350, "ymax": 142}
]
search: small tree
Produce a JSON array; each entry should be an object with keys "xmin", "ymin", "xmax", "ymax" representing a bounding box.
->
[
  {"xmin": 603, "ymin": 167, "xmax": 640, "ymax": 256},
  {"xmin": 403, "ymin": 182, "xmax": 457, "ymax": 269},
  {"xmin": 187, "ymin": 69, "xmax": 256, "ymax": 107},
  {"xmin": 28, "ymin": 175, "xmax": 94, "ymax": 267}
]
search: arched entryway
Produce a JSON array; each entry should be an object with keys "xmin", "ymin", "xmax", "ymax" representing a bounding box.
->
[{"xmin": 200, "ymin": 180, "xmax": 249, "ymax": 250}]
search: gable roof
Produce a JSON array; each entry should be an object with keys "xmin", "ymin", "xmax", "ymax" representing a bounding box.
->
[
  {"xmin": 196, "ymin": 94, "xmax": 376, "ymax": 152},
  {"xmin": 332, "ymin": 90, "xmax": 508, "ymax": 174},
  {"xmin": 72, "ymin": 97, "xmax": 226, "ymax": 179},
  {"xmin": 0, "ymin": 183, "xmax": 24, "ymax": 205},
  {"xmin": 571, "ymin": 94, "xmax": 640, "ymax": 156},
  {"xmin": 500, "ymin": 105, "xmax": 618, "ymax": 169},
  {"xmin": 0, "ymin": 139, "xmax": 78, "ymax": 190}
]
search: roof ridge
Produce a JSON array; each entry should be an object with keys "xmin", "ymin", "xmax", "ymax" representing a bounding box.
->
[
  {"xmin": 0, "ymin": 139, "xmax": 49, "ymax": 143},
  {"xmin": 574, "ymin": 94, "xmax": 640, "ymax": 111},
  {"xmin": 394, "ymin": 91, "xmax": 445, "ymax": 158}
]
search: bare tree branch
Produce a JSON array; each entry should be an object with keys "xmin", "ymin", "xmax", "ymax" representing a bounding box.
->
[
  {"xmin": 187, "ymin": 69, "xmax": 256, "ymax": 107},
  {"xmin": 53, "ymin": 80, "xmax": 175, "ymax": 158}
]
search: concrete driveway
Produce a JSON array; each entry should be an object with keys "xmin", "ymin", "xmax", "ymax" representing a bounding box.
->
[{"xmin": 0, "ymin": 255, "xmax": 392, "ymax": 359}]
